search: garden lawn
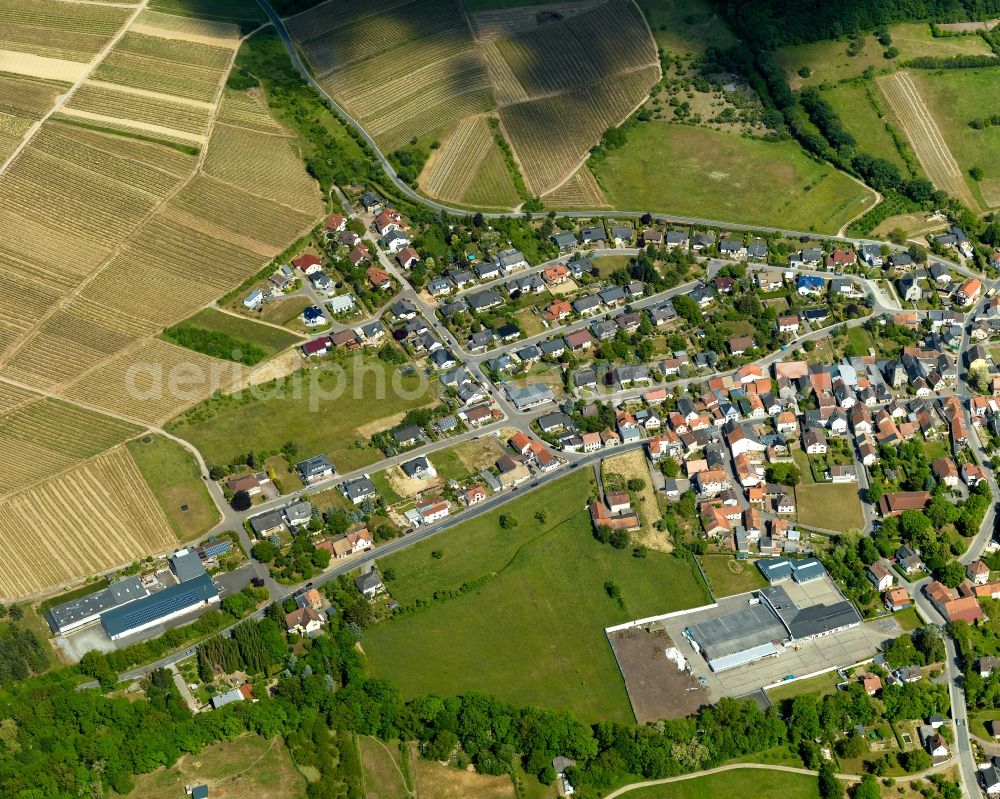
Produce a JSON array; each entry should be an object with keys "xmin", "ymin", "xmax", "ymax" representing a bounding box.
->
[
  {"xmin": 625, "ymin": 768, "xmax": 822, "ymax": 799},
  {"xmin": 594, "ymin": 254, "xmax": 632, "ymax": 277},
  {"xmin": 795, "ymin": 483, "xmax": 864, "ymax": 532},
  {"xmin": 126, "ymin": 435, "xmax": 219, "ymax": 541},
  {"xmin": 766, "ymin": 670, "xmax": 842, "ymax": 705},
  {"xmin": 908, "ymin": 69, "xmax": 1000, "ymax": 209},
  {"xmin": 166, "ymin": 357, "xmax": 436, "ymax": 473},
  {"xmin": 922, "ymin": 438, "xmax": 952, "ymax": 462},
  {"xmin": 593, "ymin": 124, "xmax": 874, "ymax": 233},
  {"xmin": 699, "ymin": 555, "xmax": 768, "ymax": 597},
  {"xmin": 821, "ymin": 82, "xmax": 908, "ymax": 171},
  {"xmin": 176, "ymin": 308, "xmax": 303, "ymax": 357},
  {"xmin": 847, "ymin": 325, "xmax": 876, "ymax": 355},
  {"xmin": 363, "ymin": 471, "xmax": 710, "ymax": 722}
]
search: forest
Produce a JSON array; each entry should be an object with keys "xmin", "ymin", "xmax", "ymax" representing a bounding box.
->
[{"xmin": 711, "ymin": 0, "xmax": 1000, "ymax": 48}]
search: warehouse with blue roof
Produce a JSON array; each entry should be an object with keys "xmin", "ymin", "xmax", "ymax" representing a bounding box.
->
[{"xmin": 101, "ymin": 572, "xmax": 218, "ymax": 641}]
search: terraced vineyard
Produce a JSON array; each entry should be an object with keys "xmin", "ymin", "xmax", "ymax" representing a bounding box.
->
[
  {"xmin": 501, "ymin": 64, "xmax": 660, "ymax": 194},
  {"xmin": 0, "ymin": 397, "xmax": 142, "ymax": 497},
  {"xmin": 419, "ymin": 115, "xmax": 521, "ymax": 207},
  {"xmin": 147, "ymin": 0, "xmax": 265, "ymax": 31},
  {"xmin": 0, "ymin": 446, "xmax": 176, "ymax": 598},
  {"xmin": 290, "ymin": 0, "xmax": 494, "ymax": 150},
  {"xmin": 0, "ymin": 0, "xmax": 133, "ymax": 62},
  {"xmin": 93, "ymin": 30, "xmax": 237, "ymax": 102},
  {"xmin": 542, "ymin": 166, "xmax": 610, "ymax": 209},
  {"xmin": 0, "ymin": 74, "xmax": 69, "ymax": 162},
  {"xmin": 64, "ymin": 82, "xmax": 215, "ymax": 142},
  {"xmin": 63, "ymin": 338, "xmax": 239, "ymax": 425}
]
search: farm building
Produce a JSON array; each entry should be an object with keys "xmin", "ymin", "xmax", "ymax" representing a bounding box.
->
[{"xmin": 46, "ymin": 576, "xmax": 150, "ymax": 635}]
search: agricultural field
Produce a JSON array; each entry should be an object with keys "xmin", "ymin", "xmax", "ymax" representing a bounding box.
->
[
  {"xmin": 776, "ymin": 23, "xmax": 993, "ymax": 89},
  {"xmin": 0, "ymin": 0, "xmax": 133, "ymax": 63},
  {"xmin": 903, "ymin": 68, "xmax": 1000, "ymax": 209},
  {"xmin": 146, "ymin": 0, "xmax": 266, "ymax": 32},
  {"xmin": 501, "ymin": 65, "xmax": 660, "ymax": 195},
  {"xmin": 120, "ymin": 734, "xmax": 303, "ymax": 799},
  {"xmin": 290, "ymin": 0, "xmax": 493, "ymax": 151},
  {"xmin": 363, "ymin": 471, "xmax": 710, "ymax": 722},
  {"xmin": 92, "ymin": 30, "xmax": 237, "ymax": 103},
  {"xmin": 126, "ymin": 434, "xmax": 219, "ymax": 540},
  {"xmin": 592, "ymin": 123, "xmax": 875, "ymax": 233},
  {"xmin": 60, "ymin": 337, "xmax": 241, "ymax": 425},
  {"xmin": 165, "ymin": 356, "xmax": 437, "ymax": 474},
  {"xmin": 542, "ymin": 165, "xmax": 610, "ymax": 209},
  {"xmin": 821, "ymin": 81, "xmax": 910, "ymax": 172},
  {"xmin": 0, "ymin": 74, "xmax": 69, "ymax": 163},
  {"xmin": 418, "ymin": 115, "xmax": 521, "ymax": 208},
  {"xmin": 0, "ymin": 446, "xmax": 176, "ymax": 599},
  {"xmin": 625, "ymin": 768, "xmax": 823, "ymax": 799},
  {"xmin": 64, "ymin": 82, "xmax": 214, "ymax": 143},
  {"xmin": 467, "ymin": 0, "xmax": 604, "ymax": 40},
  {"xmin": 0, "ymin": 396, "xmax": 142, "ymax": 497}
]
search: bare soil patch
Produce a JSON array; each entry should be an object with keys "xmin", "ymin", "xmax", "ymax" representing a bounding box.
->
[
  {"xmin": 603, "ymin": 449, "xmax": 672, "ymax": 552},
  {"xmin": 609, "ymin": 622, "xmax": 708, "ymax": 722}
]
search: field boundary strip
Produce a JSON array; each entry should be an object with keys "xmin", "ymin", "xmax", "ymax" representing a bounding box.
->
[{"xmin": 877, "ymin": 70, "xmax": 978, "ymax": 209}]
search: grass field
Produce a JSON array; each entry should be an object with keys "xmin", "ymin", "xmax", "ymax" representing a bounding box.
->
[
  {"xmin": 821, "ymin": 81, "xmax": 909, "ymax": 172},
  {"xmin": 699, "ymin": 555, "xmax": 768, "ymax": 597},
  {"xmin": 906, "ymin": 69, "xmax": 1000, "ymax": 209},
  {"xmin": 766, "ymin": 670, "xmax": 842, "ymax": 704},
  {"xmin": 776, "ymin": 23, "xmax": 992, "ymax": 89},
  {"xmin": 410, "ymin": 743, "xmax": 515, "ymax": 799},
  {"xmin": 430, "ymin": 436, "xmax": 507, "ymax": 482},
  {"xmin": 173, "ymin": 308, "xmax": 303, "ymax": 356},
  {"xmin": 126, "ymin": 434, "xmax": 219, "ymax": 541},
  {"xmin": 594, "ymin": 254, "xmax": 632, "ymax": 277},
  {"xmin": 847, "ymin": 325, "xmax": 876, "ymax": 355},
  {"xmin": 637, "ymin": 0, "xmax": 738, "ymax": 55},
  {"xmin": 592, "ymin": 124, "xmax": 874, "ymax": 233},
  {"xmin": 363, "ymin": 471, "xmax": 711, "ymax": 722},
  {"xmin": 118, "ymin": 734, "xmax": 303, "ymax": 799},
  {"xmin": 625, "ymin": 769, "xmax": 822, "ymax": 799},
  {"xmin": 795, "ymin": 482, "xmax": 864, "ymax": 532},
  {"xmin": 166, "ymin": 357, "xmax": 437, "ymax": 473},
  {"xmin": 358, "ymin": 737, "xmax": 412, "ymax": 799}
]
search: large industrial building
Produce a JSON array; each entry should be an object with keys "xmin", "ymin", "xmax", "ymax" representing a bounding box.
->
[
  {"xmin": 684, "ymin": 560, "xmax": 862, "ymax": 672},
  {"xmin": 46, "ymin": 549, "xmax": 220, "ymax": 642}
]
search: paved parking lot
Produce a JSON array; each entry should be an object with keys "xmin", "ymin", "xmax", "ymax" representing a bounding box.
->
[{"xmin": 658, "ymin": 579, "xmax": 902, "ymax": 702}]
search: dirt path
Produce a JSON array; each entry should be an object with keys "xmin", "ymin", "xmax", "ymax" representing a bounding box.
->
[{"xmin": 878, "ymin": 71, "xmax": 978, "ymax": 210}]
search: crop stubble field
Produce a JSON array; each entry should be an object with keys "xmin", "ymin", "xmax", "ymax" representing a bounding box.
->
[
  {"xmin": 0, "ymin": 8, "xmax": 324, "ymax": 597},
  {"xmin": 877, "ymin": 70, "xmax": 979, "ymax": 209}
]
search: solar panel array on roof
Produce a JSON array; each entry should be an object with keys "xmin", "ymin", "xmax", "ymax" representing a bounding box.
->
[
  {"xmin": 47, "ymin": 575, "xmax": 148, "ymax": 632},
  {"xmin": 101, "ymin": 573, "xmax": 217, "ymax": 639}
]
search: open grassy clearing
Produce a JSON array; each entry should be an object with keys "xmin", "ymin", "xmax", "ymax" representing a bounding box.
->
[
  {"xmin": 126, "ymin": 434, "xmax": 219, "ymax": 541},
  {"xmin": 878, "ymin": 71, "xmax": 979, "ymax": 210},
  {"xmin": 847, "ymin": 325, "xmax": 876, "ymax": 354},
  {"xmin": 359, "ymin": 736, "xmax": 412, "ymax": 799},
  {"xmin": 173, "ymin": 307, "xmax": 303, "ymax": 356},
  {"xmin": 409, "ymin": 743, "xmax": 515, "ymax": 799},
  {"xmin": 431, "ymin": 436, "xmax": 507, "ymax": 482},
  {"xmin": 0, "ymin": 446, "xmax": 177, "ymax": 599},
  {"xmin": 906, "ymin": 68, "xmax": 1000, "ymax": 209},
  {"xmin": 118, "ymin": 734, "xmax": 303, "ymax": 799},
  {"xmin": 636, "ymin": 0, "xmax": 738, "ymax": 55},
  {"xmin": 363, "ymin": 470, "xmax": 710, "ymax": 722},
  {"xmin": 795, "ymin": 482, "xmax": 864, "ymax": 532},
  {"xmin": 593, "ymin": 123, "xmax": 873, "ymax": 233},
  {"xmin": 766, "ymin": 670, "xmax": 843, "ymax": 704},
  {"xmin": 625, "ymin": 768, "xmax": 822, "ymax": 799},
  {"xmin": 603, "ymin": 449, "xmax": 670, "ymax": 550},
  {"xmin": 166, "ymin": 357, "xmax": 437, "ymax": 473},
  {"xmin": 699, "ymin": 555, "xmax": 768, "ymax": 597},
  {"xmin": 0, "ymin": 0, "xmax": 133, "ymax": 63},
  {"xmin": 776, "ymin": 23, "xmax": 993, "ymax": 89},
  {"xmin": 821, "ymin": 81, "xmax": 909, "ymax": 172}
]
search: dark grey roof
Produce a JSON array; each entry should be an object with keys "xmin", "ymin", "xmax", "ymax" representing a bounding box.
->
[
  {"xmin": 101, "ymin": 573, "xmax": 217, "ymax": 638},
  {"xmin": 170, "ymin": 550, "xmax": 206, "ymax": 583},
  {"xmin": 298, "ymin": 455, "xmax": 334, "ymax": 479},
  {"xmin": 342, "ymin": 475, "xmax": 378, "ymax": 501},
  {"xmin": 392, "ymin": 424, "xmax": 423, "ymax": 444},
  {"xmin": 249, "ymin": 510, "xmax": 285, "ymax": 535},
  {"xmin": 47, "ymin": 576, "xmax": 148, "ymax": 631}
]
